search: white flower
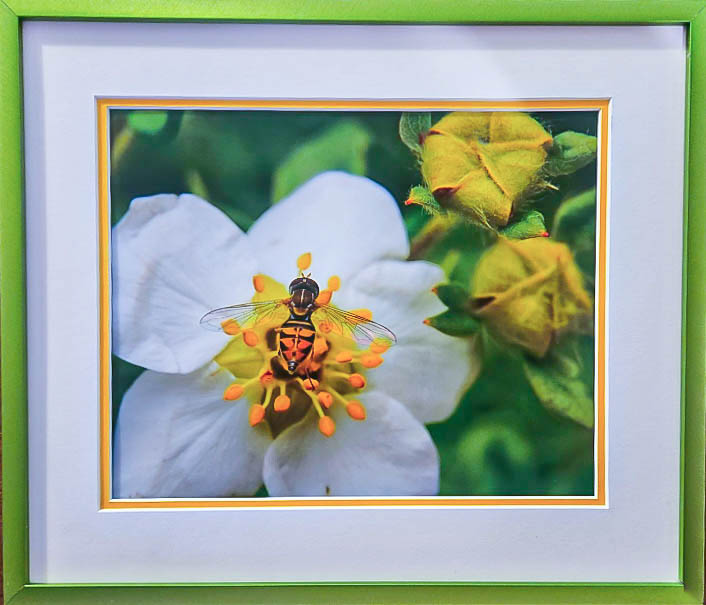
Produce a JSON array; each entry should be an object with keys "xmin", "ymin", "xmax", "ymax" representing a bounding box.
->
[{"xmin": 112, "ymin": 171, "xmax": 480, "ymax": 498}]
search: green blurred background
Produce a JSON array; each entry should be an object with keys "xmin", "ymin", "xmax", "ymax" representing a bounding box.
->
[{"xmin": 110, "ymin": 108, "xmax": 597, "ymax": 496}]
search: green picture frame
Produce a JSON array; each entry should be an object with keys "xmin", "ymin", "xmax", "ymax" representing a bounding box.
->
[{"xmin": 1, "ymin": 1, "xmax": 703, "ymax": 603}]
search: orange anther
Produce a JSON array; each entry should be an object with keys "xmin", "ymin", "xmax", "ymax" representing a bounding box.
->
[
  {"xmin": 423, "ymin": 318, "xmax": 431, "ymax": 326},
  {"xmin": 223, "ymin": 383, "xmax": 245, "ymax": 401},
  {"xmin": 327, "ymin": 275, "xmax": 341, "ymax": 291},
  {"xmin": 350, "ymin": 308, "xmax": 373, "ymax": 322},
  {"xmin": 274, "ymin": 394, "xmax": 291, "ymax": 412},
  {"xmin": 318, "ymin": 416, "xmax": 336, "ymax": 437},
  {"xmin": 370, "ymin": 339, "xmax": 390, "ymax": 354},
  {"xmin": 336, "ymin": 350, "xmax": 353, "ymax": 363},
  {"xmin": 260, "ymin": 370, "xmax": 275, "ymax": 386},
  {"xmin": 313, "ymin": 338, "xmax": 329, "ymax": 357},
  {"xmin": 304, "ymin": 378, "xmax": 320, "ymax": 391},
  {"xmin": 221, "ymin": 319, "xmax": 240, "ymax": 336},
  {"xmin": 360, "ymin": 353, "xmax": 383, "ymax": 368},
  {"xmin": 348, "ymin": 373, "xmax": 366, "ymax": 389},
  {"xmin": 319, "ymin": 321, "xmax": 333, "ymax": 334},
  {"xmin": 318, "ymin": 391, "xmax": 333, "ymax": 409},
  {"xmin": 346, "ymin": 400, "xmax": 366, "ymax": 421},
  {"xmin": 297, "ymin": 252, "xmax": 312, "ymax": 271},
  {"xmin": 243, "ymin": 330, "xmax": 259, "ymax": 347},
  {"xmin": 249, "ymin": 404, "xmax": 266, "ymax": 426},
  {"xmin": 252, "ymin": 274, "xmax": 266, "ymax": 293},
  {"xmin": 316, "ymin": 289, "xmax": 333, "ymax": 306}
]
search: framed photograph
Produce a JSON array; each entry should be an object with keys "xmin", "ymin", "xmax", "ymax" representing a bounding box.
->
[{"xmin": 1, "ymin": 2, "xmax": 703, "ymax": 604}]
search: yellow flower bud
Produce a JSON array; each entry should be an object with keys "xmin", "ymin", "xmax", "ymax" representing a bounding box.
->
[
  {"xmin": 470, "ymin": 237, "xmax": 592, "ymax": 357},
  {"xmin": 421, "ymin": 112, "xmax": 552, "ymax": 228}
]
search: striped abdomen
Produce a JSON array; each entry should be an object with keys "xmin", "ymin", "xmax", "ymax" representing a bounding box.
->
[{"xmin": 278, "ymin": 319, "xmax": 316, "ymax": 372}]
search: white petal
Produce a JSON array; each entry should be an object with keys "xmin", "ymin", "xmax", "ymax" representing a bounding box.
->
[
  {"xmin": 112, "ymin": 193, "xmax": 257, "ymax": 373},
  {"xmin": 263, "ymin": 391, "xmax": 439, "ymax": 497},
  {"xmin": 335, "ymin": 259, "xmax": 481, "ymax": 423},
  {"xmin": 113, "ymin": 364, "xmax": 270, "ymax": 498},
  {"xmin": 246, "ymin": 172, "xmax": 408, "ymax": 286}
]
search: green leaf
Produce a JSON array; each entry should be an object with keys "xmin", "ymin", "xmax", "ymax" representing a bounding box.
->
[
  {"xmin": 127, "ymin": 110, "xmax": 169, "ymax": 135},
  {"xmin": 399, "ymin": 112, "xmax": 431, "ymax": 155},
  {"xmin": 553, "ymin": 189, "xmax": 597, "ymax": 276},
  {"xmin": 433, "ymin": 282, "xmax": 469, "ymax": 311},
  {"xmin": 552, "ymin": 188, "xmax": 596, "ymax": 240},
  {"xmin": 522, "ymin": 349, "xmax": 594, "ymax": 428},
  {"xmin": 425, "ymin": 309, "xmax": 479, "ymax": 337},
  {"xmin": 544, "ymin": 131, "xmax": 597, "ymax": 177},
  {"xmin": 500, "ymin": 210, "xmax": 548, "ymax": 239},
  {"xmin": 271, "ymin": 121, "xmax": 371, "ymax": 202},
  {"xmin": 404, "ymin": 185, "xmax": 442, "ymax": 215}
]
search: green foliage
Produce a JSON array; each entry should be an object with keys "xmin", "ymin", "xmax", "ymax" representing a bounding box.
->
[
  {"xmin": 425, "ymin": 309, "xmax": 479, "ymax": 337},
  {"xmin": 544, "ymin": 131, "xmax": 597, "ymax": 177},
  {"xmin": 500, "ymin": 210, "xmax": 548, "ymax": 239},
  {"xmin": 271, "ymin": 121, "xmax": 371, "ymax": 202},
  {"xmin": 127, "ymin": 110, "xmax": 168, "ymax": 135},
  {"xmin": 398, "ymin": 112, "xmax": 431, "ymax": 155},
  {"xmin": 522, "ymin": 344, "xmax": 594, "ymax": 429},
  {"xmin": 553, "ymin": 188, "xmax": 597, "ymax": 277}
]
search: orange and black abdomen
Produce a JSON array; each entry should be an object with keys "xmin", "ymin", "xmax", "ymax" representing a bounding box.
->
[{"xmin": 278, "ymin": 319, "xmax": 316, "ymax": 372}]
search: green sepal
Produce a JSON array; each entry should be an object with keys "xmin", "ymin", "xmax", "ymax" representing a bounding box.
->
[
  {"xmin": 399, "ymin": 112, "xmax": 431, "ymax": 155},
  {"xmin": 544, "ymin": 131, "xmax": 597, "ymax": 177},
  {"xmin": 522, "ymin": 348, "xmax": 594, "ymax": 429},
  {"xmin": 425, "ymin": 309, "xmax": 479, "ymax": 337},
  {"xmin": 433, "ymin": 282, "xmax": 469, "ymax": 311},
  {"xmin": 500, "ymin": 210, "xmax": 548, "ymax": 239},
  {"xmin": 404, "ymin": 185, "xmax": 442, "ymax": 215},
  {"xmin": 271, "ymin": 121, "xmax": 371, "ymax": 202}
]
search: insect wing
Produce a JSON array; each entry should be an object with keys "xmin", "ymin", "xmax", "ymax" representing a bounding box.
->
[
  {"xmin": 200, "ymin": 300, "xmax": 288, "ymax": 332},
  {"xmin": 313, "ymin": 304, "xmax": 396, "ymax": 348}
]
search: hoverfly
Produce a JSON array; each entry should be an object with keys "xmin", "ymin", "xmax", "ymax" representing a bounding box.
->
[{"xmin": 200, "ymin": 275, "xmax": 396, "ymax": 379}]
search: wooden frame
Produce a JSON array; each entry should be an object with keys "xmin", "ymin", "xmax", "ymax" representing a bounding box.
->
[{"xmin": 1, "ymin": 2, "xmax": 703, "ymax": 603}]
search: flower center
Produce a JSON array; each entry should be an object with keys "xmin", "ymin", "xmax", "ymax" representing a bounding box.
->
[{"xmin": 213, "ymin": 252, "xmax": 388, "ymax": 438}]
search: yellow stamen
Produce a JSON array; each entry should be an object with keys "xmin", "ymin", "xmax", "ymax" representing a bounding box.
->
[
  {"xmin": 261, "ymin": 386, "xmax": 274, "ymax": 409},
  {"xmin": 297, "ymin": 252, "xmax": 312, "ymax": 271},
  {"xmin": 370, "ymin": 338, "xmax": 390, "ymax": 354},
  {"xmin": 316, "ymin": 289, "xmax": 333, "ymax": 306},
  {"xmin": 350, "ymin": 308, "xmax": 373, "ymax": 322},
  {"xmin": 223, "ymin": 383, "xmax": 245, "ymax": 401},
  {"xmin": 348, "ymin": 373, "xmax": 366, "ymax": 389},
  {"xmin": 318, "ymin": 391, "xmax": 333, "ymax": 409},
  {"xmin": 243, "ymin": 330, "xmax": 259, "ymax": 347},
  {"xmin": 360, "ymin": 352, "xmax": 384, "ymax": 368},
  {"xmin": 336, "ymin": 350, "xmax": 354, "ymax": 363},
  {"xmin": 252, "ymin": 274, "xmax": 266, "ymax": 293},
  {"xmin": 274, "ymin": 394, "xmax": 291, "ymax": 412},
  {"xmin": 318, "ymin": 416, "xmax": 336, "ymax": 437},
  {"xmin": 249, "ymin": 404, "xmax": 266, "ymax": 426},
  {"xmin": 327, "ymin": 275, "xmax": 341, "ymax": 292},
  {"xmin": 221, "ymin": 319, "xmax": 240, "ymax": 336},
  {"xmin": 346, "ymin": 400, "xmax": 366, "ymax": 421}
]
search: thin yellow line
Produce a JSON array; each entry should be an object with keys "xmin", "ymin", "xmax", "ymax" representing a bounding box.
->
[
  {"xmin": 98, "ymin": 99, "xmax": 111, "ymax": 509},
  {"xmin": 98, "ymin": 98, "xmax": 609, "ymax": 509},
  {"xmin": 596, "ymin": 99, "xmax": 610, "ymax": 506},
  {"xmin": 98, "ymin": 98, "xmax": 606, "ymax": 111}
]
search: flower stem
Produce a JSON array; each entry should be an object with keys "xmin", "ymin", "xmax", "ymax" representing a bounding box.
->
[{"xmin": 408, "ymin": 215, "xmax": 455, "ymax": 260}]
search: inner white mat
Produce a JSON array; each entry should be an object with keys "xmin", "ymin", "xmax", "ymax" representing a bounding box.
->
[{"xmin": 23, "ymin": 22, "xmax": 685, "ymax": 583}]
